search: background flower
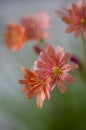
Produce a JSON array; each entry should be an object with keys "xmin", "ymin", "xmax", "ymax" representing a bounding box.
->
[
  {"xmin": 21, "ymin": 11, "xmax": 50, "ymax": 41},
  {"xmin": 4, "ymin": 22, "xmax": 26, "ymax": 51},
  {"xmin": 56, "ymin": 0, "xmax": 86, "ymax": 38}
]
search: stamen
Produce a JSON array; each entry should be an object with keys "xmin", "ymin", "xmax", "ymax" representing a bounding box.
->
[
  {"xmin": 81, "ymin": 18, "xmax": 86, "ymax": 25},
  {"xmin": 53, "ymin": 67, "xmax": 60, "ymax": 75}
]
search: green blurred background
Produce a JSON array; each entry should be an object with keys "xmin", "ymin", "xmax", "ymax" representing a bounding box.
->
[{"xmin": 0, "ymin": 0, "xmax": 86, "ymax": 130}]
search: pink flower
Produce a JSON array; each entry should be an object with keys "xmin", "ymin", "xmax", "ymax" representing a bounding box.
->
[
  {"xmin": 34, "ymin": 11, "xmax": 50, "ymax": 29},
  {"xmin": 19, "ymin": 67, "xmax": 50, "ymax": 108},
  {"xmin": 56, "ymin": 0, "xmax": 86, "ymax": 38},
  {"xmin": 4, "ymin": 22, "xmax": 27, "ymax": 51},
  {"xmin": 21, "ymin": 11, "xmax": 50, "ymax": 41},
  {"xmin": 34, "ymin": 45, "xmax": 78, "ymax": 93}
]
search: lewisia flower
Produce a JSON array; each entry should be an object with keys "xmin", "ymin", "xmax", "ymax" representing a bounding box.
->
[
  {"xmin": 4, "ymin": 22, "xmax": 26, "ymax": 51},
  {"xmin": 21, "ymin": 11, "xmax": 50, "ymax": 41},
  {"xmin": 34, "ymin": 45, "xmax": 78, "ymax": 93},
  {"xmin": 56, "ymin": 0, "xmax": 86, "ymax": 38},
  {"xmin": 19, "ymin": 67, "xmax": 50, "ymax": 108}
]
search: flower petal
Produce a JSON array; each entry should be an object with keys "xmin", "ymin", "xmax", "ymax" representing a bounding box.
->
[
  {"xmin": 63, "ymin": 63, "xmax": 78, "ymax": 72},
  {"xmin": 61, "ymin": 72, "xmax": 75, "ymax": 83},
  {"xmin": 48, "ymin": 77, "xmax": 56, "ymax": 91},
  {"xmin": 46, "ymin": 45, "xmax": 56, "ymax": 65},
  {"xmin": 66, "ymin": 25, "xmax": 76, "ymax": 33},
  {"xmin": 72, "ymin": 3, "xmax": 81, "ymax": 17},
  {"xmin": 74, "ymin": 27, "xmax": 81, "ymax": 37},
  {"xmin": 43, "ymin": 85, "xmax": 50, "ymax": 99},
  {"xmin": 61, "ymin": 52, "xmax": 70, "ymax": 65},
  {"xmin": 57, "ymin": 78, "xmax": 66, "ymax": 94},
  {"xmin": 37, "ymin": 89, "xmax": 46, "ymax": 108},
  {"xmin": 21, "ymin": 66, "xmax": 35, "ymax": 77},
  {"xmin": 55, "ymin": 46, "xmax": 64, "ymax": 65},
  {"xmin": 62, "ymin": 17, "xmax": 74, "ymax": 24},
  {"xmin": 40, "ymin": 50, "xmax": 54, "ymax": 66}
]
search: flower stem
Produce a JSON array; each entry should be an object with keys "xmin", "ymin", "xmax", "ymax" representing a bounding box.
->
[{"xmin": 81, "ymin": 33, "xmax": 86, "ymax": 72}]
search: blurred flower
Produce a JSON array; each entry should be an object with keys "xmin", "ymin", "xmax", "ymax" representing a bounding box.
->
[
  {"xmin": 32, "ymin": 42, "xmax": 48, "ymax": 55},
  {"xmin": 19, "ymin": 67, "xmax": 50, "ymax": 108},
  {"xmin": 4, "ymin": 22, "xmax": 27, "ymax": 51},
  {"xmin": 56, "ymin": 0, "xmax": 86, "ymax": 38},
  {"xmin": 33, "ymin": 45, "xmax": 43, "ymax": 54},
  {"xmin": 21, "ymin": 11, "xmax": 50, "ymax": 41},
  {"xmin": 70, "ymin": 55, "xmax": 83, "ymax": 68},
  {"xmin": 70, "ymin": 55, "xmax": 86, "ymax": 80},
  {"xmin": 34, "ymin": 45, "xmax": 78, "ymax": 93},
  {"xmin": 34, "ymin": 11, "xmax": 50, "ymax": 29}
]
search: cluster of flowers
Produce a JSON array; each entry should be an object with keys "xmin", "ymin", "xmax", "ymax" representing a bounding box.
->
[
  {"xmin": 19, "ymin": 45, "xmax": 78, "ymax": 108},
  {"xmin": 4, "ymin": 11, "xmax": 50, "ymax": 51},
  {"xmin": 3, "ymin": 0, "xmax": 86, "ymax": 108}
]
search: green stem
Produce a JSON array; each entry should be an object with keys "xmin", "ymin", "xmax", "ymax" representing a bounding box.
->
[
  {"xmin": 38, "ymin": 39, "xmax": 49, "ymax": 47},
  {"xmin": 39, "ymin": 39, "xmax": 45, "ymax": 44},
  {"xmin": 81, "ymin": 33, "xmax": 86, "ymax": 73}
]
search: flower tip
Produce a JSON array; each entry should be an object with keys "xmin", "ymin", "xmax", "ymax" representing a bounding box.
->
[
  {"xmin": 34, "ymin": 61, "xmax": 37, "ymax": 65},
  {"xmin": 76, "ymin": 64, "xmax": 79, "ymax": 68},
  {"xmin": 37, "ymin": 101, "xmax": 43, "ymax": 109},
  {"xmin": 20, "ymin": 66, "xmax": 25, "ymax": 72},
  {"xmin": 73, "ymin": 63, "xmax": 79, "ymax": 70},
  {"xmin": 33, "ymin": 45, "xmax": 42, "ymax": 54},
  {"xmin": 38, "ymin": 105, "xmax": 43, "ymax": 109},
  {"xmin": 58, "ymin": 84, "xmax": 67, "ymax": 94}
]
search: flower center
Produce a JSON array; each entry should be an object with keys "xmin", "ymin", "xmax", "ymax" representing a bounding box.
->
[
  {"xmin": 53, "ymin": 67, "xmax": 60, "ymax": 75},
  {"xmin": 81, "ymin": 18, "xmax": 86, "ymax": 25}
]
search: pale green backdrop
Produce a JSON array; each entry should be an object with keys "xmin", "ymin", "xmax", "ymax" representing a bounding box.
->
[{"xmin": 0, "ymin": 0, "xmax": 86, "ymax": 130}]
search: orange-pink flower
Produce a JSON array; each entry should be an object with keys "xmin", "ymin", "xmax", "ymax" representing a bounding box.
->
[
  {"xmin": 19, "ymin": 67, "xmax": 50, "ymax": 108},
  {"xmin": 4, "ymin": 22, "xmax": 27, "ymax": 51},
  {"xmin": 56, "ymin": 0, "xmax": 86, "ymax": 38},
  {"xmin": 34, "ymin": 45, "xmax": 78, "ymax": 93},
  {"xmin": 21, "ymin": 11, "xmax": 50, "ymax": 41}
]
